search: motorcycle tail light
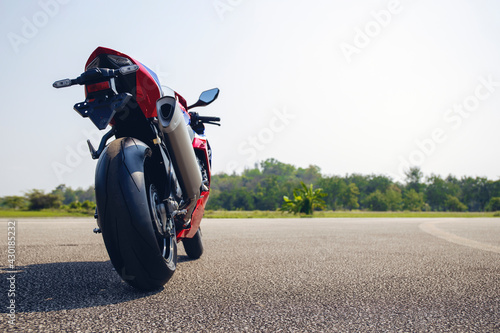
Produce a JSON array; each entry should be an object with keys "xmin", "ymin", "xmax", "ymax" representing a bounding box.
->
[
  {"xmin": 86, "ymin": 81, "xmax": 111, "ymax": 93},
  {"xmin": 107, "ymin": 55, "xmax": 133, "ymax": 67}
]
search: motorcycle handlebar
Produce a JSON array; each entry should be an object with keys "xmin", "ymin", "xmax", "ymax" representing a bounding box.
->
[
  {"xmin": 198, "ymin": 116, "xmax": 221, "ymax": 123},
  {"xmin": 190, "ymin": 112, "xmax": 221, "ymax": 127},
  {"xmin": 53, "ymin": 65, "xmax": 139, "ymax": 89}
]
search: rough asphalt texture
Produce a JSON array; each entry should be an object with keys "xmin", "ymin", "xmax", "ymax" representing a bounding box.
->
[{"xmin": 1, "ymin": 218, "xmax": 499, "ymax": 332}]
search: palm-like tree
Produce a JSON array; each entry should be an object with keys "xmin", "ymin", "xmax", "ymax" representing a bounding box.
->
[{"xmin": 281, "ymin": 182, "xmax": 327, "ymax": 215}]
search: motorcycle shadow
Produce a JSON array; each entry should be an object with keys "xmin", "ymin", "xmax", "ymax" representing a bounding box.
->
[
  {"xmin": 177, "ymin": 254, "xmax": 196, "ymax": 263},
  {"xmin": 0, "ymin": 261, "xmax": 164, "ymax": 313}
]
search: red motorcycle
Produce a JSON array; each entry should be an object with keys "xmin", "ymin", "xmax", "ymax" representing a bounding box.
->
[{"xmin": 53, "ymin": 47, "xmax": 220, "ymax": 290}]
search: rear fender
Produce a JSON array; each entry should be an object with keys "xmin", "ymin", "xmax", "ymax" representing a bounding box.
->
[
  {"xmin": 95, "ymin": 138, "xmax": 155, "ymax": 243},
  {"xmin": 94, "ymin": 137, "xmax": 176, "ymax": 289}
]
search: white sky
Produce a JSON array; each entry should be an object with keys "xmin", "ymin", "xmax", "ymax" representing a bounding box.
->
[{"xmin": 1, "ymin": 0, "xmax": 499, "ymax": 196}]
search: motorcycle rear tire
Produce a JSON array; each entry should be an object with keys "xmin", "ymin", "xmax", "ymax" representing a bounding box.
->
[{"xmin": 95, "ymin": 137, "xmax": 176, "ymax": 291}]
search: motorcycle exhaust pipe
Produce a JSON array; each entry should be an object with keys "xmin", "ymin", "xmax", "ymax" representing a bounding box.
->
[{"xmin": 156, "ymin": 94, "xmax": 202, "ymax": 224}]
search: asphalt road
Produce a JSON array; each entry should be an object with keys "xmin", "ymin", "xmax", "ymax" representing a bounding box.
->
[{"xmin": 1, "ymin": 218, "xmax": 499, "ymax": 332}]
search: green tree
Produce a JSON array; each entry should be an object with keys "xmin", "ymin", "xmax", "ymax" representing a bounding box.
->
[
  {"xmin": 69, "ymin": 201, "xmax": 82, "ymax": 209},
  {"xmin": 444, "ymin": 195, "xmax": 468, "ymax": 212},
  {"xmin": 317, "ymin": 176, "xmax": 347, "ymax": 210},
  {"xmin": 296, "ymin": 165, "xmax": 322, "ymax": 185},
  {"xmin": 385, "ymin": 185, "xmax": 403, "ymax": 211},
  {"xmin": 51, "ymin": 184, "xmax": 96, "ymax": 205},
  {"xmin": 254, "ymin": 176, "xmax": 283, "ymax": 210},
  {"xmin": 26, "ymin": 189, "xmax": 62, "ymax": 210},
  {"xmin": 344, "ymin": 174, "xmax": 369, "ymax": 206},
  {"xmin": 363, "ymin": 190, "xmax": 389, "ymax": 211},
  {"xmin": 74, "ymin": 186, "xmax": 95, "ymax": 202},
  {"xmin": 445, "ymin": 175, "xmax": 461, "ymax": 197},
  {"xmin": 51, "ymin": 184, "xmax": 76, "ymax": 205},
  {"xmin": 1, "ymin": 196, "xmax": 27, "ymax": 210},
  {"xmin": 81, "ymin": 200, "xmax": 96, "ymax": 210},
  {"xmin": 261, "ymin": 158, "xmax": 296, "ymax": 181},
  {"xmin": 405, "ymin": 166, "xmax": 424, "ymax": 193},
  {"xmin": 342, "ymin": 183, "xmax": 360, "ymax": 210},
  {"xmin": 281, "ymin": 182, "xmax": 326, "ymax": 215},
  {"xmin": 366, "ymin": 175, "xmax": 392, "ymax": 195},
  {"xmin": 486, "ymin": 197, "xmax": 500, "ymax": 212},
  {"xmin": 487, "ymin": 180, "xmax": 500, "ymax": 198},
  {"xmin": 460, "ymin": 177, "xmax": 489, "ymax": 211},
  {"xmin": 425, "ymin": 175, "xmax": 449, "ymax": 211},
  {"xmin": 403, "ymin": 189, "xmax": 425, "ymax": 211}
]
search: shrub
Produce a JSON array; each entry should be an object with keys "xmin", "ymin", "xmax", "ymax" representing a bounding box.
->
[
  {"xmin": 26, "ymin": 190, "xmax": 62, "ymax": 210},
  {"xmin": 281, "ymin": 182, "xmax": 326, "ymax": 215},
  {"xmin": 444, "ymin": 195, "xmax": 468, "ymax": 212},
  {"xmin": 486, "ymin": 197, "xmax": 500, "ymax": 212},
  {"xmin": 364, "ymin": 190, "xmax": 389, "ymax": 211},
  {"xmin": 1, "ymin": 196, "xmax": 27, "ymax": 210},
  {"xmin": 403, "ymin": 189, "xmax": 425, "ymax": 211}
]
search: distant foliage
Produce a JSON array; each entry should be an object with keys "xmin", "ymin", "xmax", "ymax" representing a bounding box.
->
[
  {"xmin": 207, "ymin": 160, "xmax": 498, "ymax": 212},
  {"xmin": 25, "ymin": 189, "xmax": 62, "ymax": 210},
  {"xmin": 51, "ymin": 184, "xmax": 95, "ymax": 205},
  {"xmin": 208, "ymin": 159, "xmax": 321, "ymax": 211},
  {"xmin": 0, "ymin": 196, "xmax": 27, "ymax": 210},
  {"xmin": 1, "ymin": 185, "xmax": 95, "ymax": 213},
  {"xmin": 444, "ymin": 195, "xmax": 468, "ymax": 212},
  {"xmin": 2, "ymin": 160, "xmax": 499, "ymax": 214},
  {"xmin": 364, "ymin": 190, "xmax": 389, "ymax": 211},
  {"xmin": 403, "ymin": 189, "xmax": 425, "ymax": 211},
  {"xmin": 486, "ymin": 197, "xmax": 500, "ymax": 212},
  {"xmin": 63, "ymin": 199, "xmax": 96, "ymax": 215}
]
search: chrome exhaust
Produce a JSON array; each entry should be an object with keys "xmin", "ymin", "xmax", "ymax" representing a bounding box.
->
[{"xmin": 156, "ymin": 94, "xmax": 202, "ymax": 224}]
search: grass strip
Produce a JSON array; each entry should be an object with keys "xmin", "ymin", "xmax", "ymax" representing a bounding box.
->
[{"xmin": 1, "ymin": 209, "xmax": 497, "ymax": 219}]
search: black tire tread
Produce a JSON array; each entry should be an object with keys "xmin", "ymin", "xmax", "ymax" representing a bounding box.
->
[{"xmin": 96, "ymin": 138, "xmax": 175, "ymax": 291}]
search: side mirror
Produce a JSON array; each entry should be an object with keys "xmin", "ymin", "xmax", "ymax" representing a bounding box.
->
[{"xmin": 187, "ymin": 88, "xmax": 219, "ymax": 110}]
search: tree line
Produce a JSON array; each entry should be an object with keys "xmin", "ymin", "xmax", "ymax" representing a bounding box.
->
[
  {"xmin": 0, "ymin": 184, "xmax": 95, "ymax": 212},
  {"xmin": 2, "ymin": 158, "xmax": 499, "ymax": 213},
  {"xmin": 207, "ymin": 158, "xmax": 500, "ymax": 212}
]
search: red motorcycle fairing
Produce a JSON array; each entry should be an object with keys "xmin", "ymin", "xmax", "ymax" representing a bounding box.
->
[
  {"xmin": 85, "ymin": 47, "xmax": 192, "ymax": 125},
  {"xmin": 178, "ymin": 136, "xmax": 211, "ymax": 239},
  {"xmin": 85, "ymin": 46, "xmax": 162, "ymax": 119},
  {"xmin": 86, "ymin": 47, "xmax": 211, "ymax": 240}
]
